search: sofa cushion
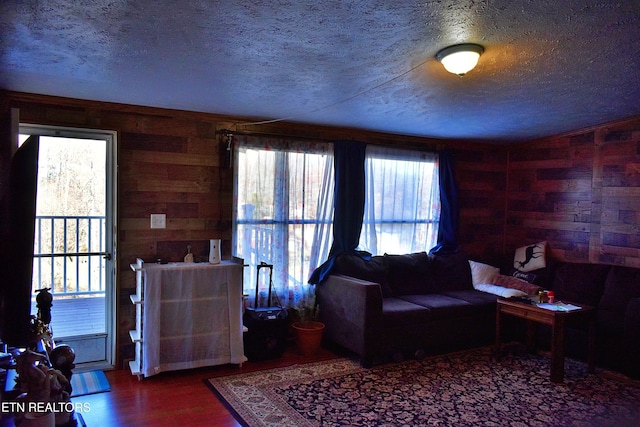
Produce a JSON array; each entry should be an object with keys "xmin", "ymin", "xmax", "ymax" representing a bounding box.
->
[
  {"xmin": 599, "ymin": 266, "xmax": 640, "ymax": 313},
  {"xmin": 385, "ymin": 252, "xmax": 434, "ymax": 296},
  {"xmin": 398, "ymin": 294, "xmax": 473, "ymax": 320},
  {"xmin": 439, "ymin": 289, "xmax": 498, "ymax": 310},
  {"xmin": 381, "ymin": 298, "xmax": 433, "ymax": 327},
  {"xmin": 551, "ymin": 262, "xmax": 610, "ymax": 306},
  {"xmin": 333, "ymin": 253, "xmax": 393, "ymax": 297},
  {"xmin": 431, "ymin": 251, "xmax": 473, "ymax": 292}
]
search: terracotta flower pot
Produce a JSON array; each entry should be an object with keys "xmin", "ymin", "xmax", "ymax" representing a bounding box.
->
[{"xmin": 292, "ymin": 321, "xmax": 325, "ymax": 356}]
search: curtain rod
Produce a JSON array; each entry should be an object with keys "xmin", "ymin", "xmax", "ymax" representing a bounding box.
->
[
  {"xmin": 216, "ymin": 128, "xmax": 340, "ymax": 143},
  {"xmin": 216, "ymin": 129, "xmax": 439, "ymax": 153}
]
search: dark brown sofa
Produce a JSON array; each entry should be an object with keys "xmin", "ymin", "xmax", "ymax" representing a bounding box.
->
[
  {"xmin": 317, "ymin": 251, "xmax": 640, "ymax": 379},
  {"xmin": 530, "ymin": 261, "xmax": 640, "ymax": 379},
  {"xmin": 316, "ymin": 251, "xmax": 498, "ymax": 367}
]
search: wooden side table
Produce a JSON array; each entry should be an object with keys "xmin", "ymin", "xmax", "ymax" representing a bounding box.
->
[{"xmin": 495, "ymin": 298, "xmax": 596, "ymax": 383}]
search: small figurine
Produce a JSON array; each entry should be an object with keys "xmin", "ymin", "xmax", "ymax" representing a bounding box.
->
[
  {"xmin": 184, "ymin": 245, "xmax": 194, "ymax": 263},
  {"xmin": 14, "ymin": 350, "xmax": 74, "ymax": 426},
  {"xmin": 50, "ymin": 344, "xmax": 75, "ymax": 387},
  {"xmin": 36, "ymin": 288, "xmax": 53, "ymax": 325},
  {"xmin": 184, "ymin": 245, "xmax": 193, "ymax": 262}
]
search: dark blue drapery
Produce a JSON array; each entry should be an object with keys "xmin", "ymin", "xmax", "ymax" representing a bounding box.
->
[
  {"xmin": 429, "ymin": 150, "xmax": 459, "ymax": 254},
  {"xmin": 308, "ymin": 141, "xmax": 366, "ymax": 284}
]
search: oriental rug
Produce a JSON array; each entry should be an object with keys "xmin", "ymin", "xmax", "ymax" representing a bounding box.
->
[{"xmin": 206, "ymin": 347, "xmax": 640, "ymax": 427}]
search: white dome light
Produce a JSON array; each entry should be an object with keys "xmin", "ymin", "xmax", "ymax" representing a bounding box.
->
[{"xmin": 436, "ymin": 44, "xmax": 484, "ymax": 76}]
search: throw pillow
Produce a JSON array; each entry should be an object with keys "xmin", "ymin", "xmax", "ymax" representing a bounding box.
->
[
  {"xmin": 333, "ymin": 253, "xmax": 393, "ymax": 297},
  {"xmin": 513, "ymin": 241, "xmax": 547, "ymax": 272},
  {"xmin": 494, "ymin": 274, "xmax": 542, "ymax": 295},
  {"xmin": 468, "ymin": 260, "xmax": 500, "ymax": 286},
  {"xmin": 385, "ymin": 252, "xmax": 434, "ymax": 296},
  {"xmin": 509, "ymin": 268, "xmax": 539, "ymax": 284},
  {"xmin": 474, "ymin": 283, "xmax": 528, "ymax": 298},
  {"xmin": 431, "ymin": 251, "xmax": 473, "ymax": 292}
]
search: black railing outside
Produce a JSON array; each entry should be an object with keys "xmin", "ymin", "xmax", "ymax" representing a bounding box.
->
[{"xmin": 33, "ymin": 215, "xmax": 107, "ymax": 298}]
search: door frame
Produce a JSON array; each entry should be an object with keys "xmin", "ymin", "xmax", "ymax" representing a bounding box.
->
[{"xmin": 19, "ymin": 123, "xmax": 117, "ymax": 370}]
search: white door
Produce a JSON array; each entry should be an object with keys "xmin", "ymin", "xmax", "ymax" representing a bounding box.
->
[{"xmin": 19, "ymin": 124, "xmax": 116, "ymax": 370}]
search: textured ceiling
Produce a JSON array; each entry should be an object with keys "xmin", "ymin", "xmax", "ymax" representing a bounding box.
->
[{"xmin": 1, "ymin": 1, "xmax": 640, "ymax": 142}]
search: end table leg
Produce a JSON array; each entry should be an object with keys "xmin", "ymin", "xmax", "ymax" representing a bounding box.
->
[
  {"xmin": 550, "ymin": 316, "xmax": 565, "ymax": 383},
  {"xmin": 587, "ymin": 317, "xmax": 596, "ymax": 373},
  {"xmin": 495, "ymin": 308, "xmax": 502, "ymax": 361}
]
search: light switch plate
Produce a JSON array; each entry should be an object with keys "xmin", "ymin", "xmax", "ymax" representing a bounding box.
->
[{"xmin": 150, "ymin": 214, "xmax": 166, "ymax": 229}]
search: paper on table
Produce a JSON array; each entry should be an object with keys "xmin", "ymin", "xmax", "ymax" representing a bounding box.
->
[{"xmin": 536, "ymin": 302, "xmax": 581, "ymax": 311}]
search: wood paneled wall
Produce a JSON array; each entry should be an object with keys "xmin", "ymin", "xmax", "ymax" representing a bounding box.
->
[
  {"xmin": 505, "ymin": 116, "xmax": 640, "ymax": 268},
  {"xmin": 0, "ymin": 91, "xmax": 507, "ymax": 366},
  {"xmin": 455, "ymin": 145, "xmax": 508, "ymax": 259},
  {"xmin": 4, "ymin": 90, "xmax": 639, "ymax": 366},
  {"xmin": 1, "ymin": 93, "xmax": 236, "ymax": 366}
]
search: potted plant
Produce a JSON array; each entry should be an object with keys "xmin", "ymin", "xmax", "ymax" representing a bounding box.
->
[{"xmin": 291, "ymin": 292, "xmax": 325, "ymax": 356}]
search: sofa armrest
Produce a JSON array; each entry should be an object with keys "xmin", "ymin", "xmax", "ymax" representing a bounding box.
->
[{"xmin": 316, "ymin": 274, "xmax": 383, "ymax": 362}]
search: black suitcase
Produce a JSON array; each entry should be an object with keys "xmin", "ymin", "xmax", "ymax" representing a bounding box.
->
[{"xmin": 243, "ymin": 262, "xmax": 289, "ymax": 361}]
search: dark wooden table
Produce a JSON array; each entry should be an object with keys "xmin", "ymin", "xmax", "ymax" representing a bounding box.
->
[{"xmin": 495, "ymin": 298, "xmax": 596, "ymax": 383}]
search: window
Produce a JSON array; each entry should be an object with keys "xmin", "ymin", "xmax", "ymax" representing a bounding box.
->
[
  {"xmin": 233, "ymin": 136, "xmax": 334, "ymax": 307},
  {"xmin": 359, "ymin": 146, "xmax": 440, "ymax": 255},
  {"xmin": 233, "ymin": 138, "xmax": 441, "ymax": 307}
]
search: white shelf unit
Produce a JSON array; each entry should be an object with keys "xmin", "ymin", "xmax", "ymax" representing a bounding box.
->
[
  {"xmin": 129, "ymin": 258, "xmax": 145, "ymax": 378},
  {"xmin": 128, "ymin": 258, "xmax": 247, "ymax": 378}
]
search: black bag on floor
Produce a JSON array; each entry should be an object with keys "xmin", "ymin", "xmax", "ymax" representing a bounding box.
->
[{"xmin": 243, "ymin": 262, "xmax": 289, "ymax": 361}]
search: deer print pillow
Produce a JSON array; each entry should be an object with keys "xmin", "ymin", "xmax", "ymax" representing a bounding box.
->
[{"xmin": 513, "ymin": 241, "xmax": 547, "ymax": 272}]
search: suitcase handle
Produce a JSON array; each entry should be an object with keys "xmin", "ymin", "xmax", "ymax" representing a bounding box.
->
[{"xmin": 255, "ymin": 261, "xmax": 274, "ymax": 308}]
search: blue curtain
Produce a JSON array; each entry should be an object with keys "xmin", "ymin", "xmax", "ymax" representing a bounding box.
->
[
  {"xmin": 429, "ymin": 150, "xmax": 459, "ymax": 254},
  {"xmin": 308, "ymin": 141, "xmax": 366, "ymax": 284}
]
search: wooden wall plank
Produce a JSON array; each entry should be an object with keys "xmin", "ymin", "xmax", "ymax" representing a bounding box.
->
[{"xmin": 506, "ymin": 116, "xmax": 640, "ymax": 268}]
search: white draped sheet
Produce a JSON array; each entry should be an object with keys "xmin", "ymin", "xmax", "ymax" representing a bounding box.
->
[{"xmin": 141, "ymin": 261, "xmax": 247, "ymax": 377}]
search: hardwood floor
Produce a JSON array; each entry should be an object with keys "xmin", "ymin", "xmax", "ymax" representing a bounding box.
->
[{"xmin": 75, "ymin": 345, "xmax": 341, "ymax": 427}]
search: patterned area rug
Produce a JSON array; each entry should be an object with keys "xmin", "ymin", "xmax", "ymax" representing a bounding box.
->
[{"xmin": 206, "ymin": 347, "xmax": 640, "ymax": 427}]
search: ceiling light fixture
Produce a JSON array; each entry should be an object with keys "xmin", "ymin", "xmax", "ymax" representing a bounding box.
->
[{"xmin": 436, "ymin": 43, "xmax": 484, "ymax": 76}]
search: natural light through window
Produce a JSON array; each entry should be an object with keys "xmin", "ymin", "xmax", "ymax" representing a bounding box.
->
[
  {"xmin": 234, "ymin": 138, "xmax": 334, "ymax": 307},
  {"xmin": 359, "ymin": 146, "xmax": 440, "ymax": 256}
]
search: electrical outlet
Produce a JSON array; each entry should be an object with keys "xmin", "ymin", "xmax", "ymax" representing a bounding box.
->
[{"xmin": 150, "ymin": 214, "xmax": 166, "ymax": 229}]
